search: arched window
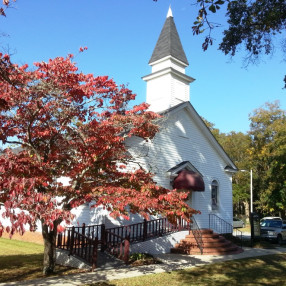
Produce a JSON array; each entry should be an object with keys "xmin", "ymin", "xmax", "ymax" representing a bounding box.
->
[{"xmin": 211, "ymin": 180, "xmax": 219, "ymax": 210}]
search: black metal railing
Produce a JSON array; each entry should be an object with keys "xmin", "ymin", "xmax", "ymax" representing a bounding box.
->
[
  {"xmin": 209, "ymin": 214, "xmax": 233, "ymax": 234},
  {"xmin": 209, "ymin": 214, "xmax": 242, "ymax": 246},
  {"xmin": 191, "ymin": 216, "xmax": 203, "ymax": 254}
]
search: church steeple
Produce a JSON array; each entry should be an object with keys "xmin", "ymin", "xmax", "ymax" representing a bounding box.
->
[
  {"xmin": 143, "ymin": 7, "xmax": 195, "ymax": 112},
  {"xmin": 167, "ymin": 5, "xmax": 173, "ymax": 17},
  {"xmin": 149, "ymin": 6, "xmax": 188, "ymax": 65}
]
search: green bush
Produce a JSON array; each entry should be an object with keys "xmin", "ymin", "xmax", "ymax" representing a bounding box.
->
[{"xmin": 129, "ymin": 252, "xmax": 154, "ymax": 263}]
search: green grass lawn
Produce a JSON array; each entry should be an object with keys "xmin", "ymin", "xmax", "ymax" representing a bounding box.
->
[
  {"xmin": 90, "ymin": 253, "xmax": 286, "ymax": 286},
  {"xmin": 0, "ymin": 237, "xmax": 44, "ymax": 255},
  {"xmin": 0, "ymin": 238, "xmax": 86, "ymax": 283},
  {"xmin": 2, "ymin": 237, "xmax": 286, "ymax": 285}
]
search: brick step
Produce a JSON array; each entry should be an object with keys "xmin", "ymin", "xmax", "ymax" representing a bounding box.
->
[
  {"xmin": 179, "ymin": 240, "xmax": 232, "ymax": 249},
  {"xmin": 170, "ymin": 248, "xmax": 242, "ymax": 255},
  {"xmin": 194, "ymin": 228, "xmax": 214, "ymax": 235},
  {"xmin": 189, "ymin": 244, "xmax": 240, "ymax": 255},
  {"xmin": 174, "ymin": 242, "xmax": 195, "ymax": 249},
  {"xmin": 183, "ymin": 236, "xmax": 226, "ymax": 243},
  {"xmin": 171, "ymin": 244, "xmax": 241, "ymax": 255},
  {"xmin": 185, "ymin": 232, "xmax": 220, "ymax": 239},
  {"xmin": 174, "ymin": 240, "xmax": 232, "ymax": 251},
  {"xmin": 171, "ymin": 229, "xmax": 244, "ymax": 256},
  {"xmin": 170, "ymin": 247, "xmax": 189, "ymax": 255}
]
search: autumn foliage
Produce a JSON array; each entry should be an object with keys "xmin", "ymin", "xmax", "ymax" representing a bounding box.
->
[
  {"xmin": 0, "ymin": 52, "xmax": 197, "ymax": 241},
  {"xmin": 0, "ymin": 0, "xmax": 15, "ymax": 17}
]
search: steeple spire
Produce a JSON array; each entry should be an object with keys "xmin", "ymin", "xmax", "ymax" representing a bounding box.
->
[
  {"xmin": 143, "ymin": 7, "xmax": 194, "ymax": 112},
  {"xmin": 148, "ymin": 7, "xmax": 188, "ymax": 65},
  {"xmin": 167, "ymin": 5, "xmax": 173, "ymax": 18}
]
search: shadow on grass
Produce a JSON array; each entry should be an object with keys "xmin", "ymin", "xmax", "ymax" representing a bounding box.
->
[
  {"xmin": 224, "ymin": 233, "xmax": 281, "ymax": 249},
  {"xmin": 0, "ymin": 254, "xmax": 44, "ymax": 283},
  {"xmin": 0, "ymin": 253, "xmax": 84, "ymax": 283},
  {"xmin": 176, "ymin": 253, "xmax": 286, "ymax": 285},
  {"xmin": 90, "ymin": 283, "xmax": 115, "ymax": 286}
]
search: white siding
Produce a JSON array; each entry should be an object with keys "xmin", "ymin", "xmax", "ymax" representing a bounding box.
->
[
  {"xmin": 151, "ymin": 58, "xmax": 186, "ymax": 74},
  {"xmin": 171, "ymin": 75, "xmax": 190, "ymax": 106},
  {"xmin": 146, "ymin": 74, "xmax": 173, "ymax": 112},
  {"xmin": 0, "ymin": 108, "xmax": 234, "ymax": 238},
  {"xmin": 72, "ymin": 107, "xmax": 234, "ymax": 230},
  {"xmin": 126, "ymin": 108, "xmax": 233, "ymax": 229}
]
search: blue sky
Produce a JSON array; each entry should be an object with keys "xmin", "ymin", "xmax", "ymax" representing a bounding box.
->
[{"xmin": 1, "ymin": 0, "xmax": 285, "ymax": 134}]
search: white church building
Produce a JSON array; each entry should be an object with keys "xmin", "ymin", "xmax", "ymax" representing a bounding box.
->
[
  {"xmin": 1, "ymin": 8, "xmax": 240, "ymax": 260},
  {"xmin": 72, "ymin": 8, "xmax": 238, "ymax": 238}
]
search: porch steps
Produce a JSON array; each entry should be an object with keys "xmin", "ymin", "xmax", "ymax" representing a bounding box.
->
[{"xmin": 170, "ymin": 229, "xmax": 243, "ymax": 255}]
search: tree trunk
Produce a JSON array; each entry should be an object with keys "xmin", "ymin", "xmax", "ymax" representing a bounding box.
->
[{"xmin": 41, "ymin": 220, "xmax": 60, "ymax": 275}]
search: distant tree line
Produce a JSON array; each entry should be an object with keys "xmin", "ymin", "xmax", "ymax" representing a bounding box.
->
[{"xmin": 205, "ymin": 101, "xmax": 286, "ymax": 218}]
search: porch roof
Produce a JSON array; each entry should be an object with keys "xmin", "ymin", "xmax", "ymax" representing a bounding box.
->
[{"xmin": 173, "ymin": 169, "xmax": 205, "ymax": 192}]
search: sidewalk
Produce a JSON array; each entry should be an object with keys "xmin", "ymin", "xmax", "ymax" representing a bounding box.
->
[{"xmin": 2, "ymin": 247, "xmax": 286, "ymax": 286}]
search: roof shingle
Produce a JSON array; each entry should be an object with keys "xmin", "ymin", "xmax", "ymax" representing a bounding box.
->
[{"xmin": 149, "ymin": 15, "xmax": 188, "ymax": 65}]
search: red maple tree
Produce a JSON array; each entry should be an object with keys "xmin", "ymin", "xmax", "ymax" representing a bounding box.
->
[
  {"xmin": 0, "ymin": 52, "xmax": 197, "ymax": 274},
  {"xmin": 0, "ymin": 0, "xmax": 15, "ymax": 17}
]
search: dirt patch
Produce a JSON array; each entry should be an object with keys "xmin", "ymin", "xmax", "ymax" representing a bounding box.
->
[{"xmin": 2, "ymin": 231, "xmax": 44, "ymax": 245}]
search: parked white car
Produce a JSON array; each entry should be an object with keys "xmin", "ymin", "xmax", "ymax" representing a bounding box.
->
[
  {"xmin": 233, "ymin": 217, "xmax": 245, "ymax": 228},
  {"xmin": 260, "ymin": 217, "xmax": 286, "ymax": 244}
]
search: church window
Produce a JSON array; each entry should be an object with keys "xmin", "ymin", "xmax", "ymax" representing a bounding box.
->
[{"xmin": 211, "ymin": 180, "xmax": 219, "ymax": 210}]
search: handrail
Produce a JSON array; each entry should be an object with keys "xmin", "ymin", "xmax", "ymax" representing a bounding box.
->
[
  {"xmin": 56, "ymin": 217, "xmax": 191, "ymax": 268},
  {"xmin": 102, "ymin": 217, "xmax": 190, "ymax": 263},
  {"xmin": 57, "ymin": 226, "xmax": 98, "ymax": 270},
  {"xmin": 209, "ymin": 214, "xmax": 232, "ymax": 234},
  {"xmin": 63, "ymin": 223, "xmax": 103, "ymax": 241},
  {"xmin": 191, "ymin": 216, "xmax": 203, "ymax": 254},
  {"xmin": 106, "ymin": 217, "xmax": 190, "ymax": 244},
  {"xmin": 209, "ymin": 214, "xmax": 242, "ymax": 247}
]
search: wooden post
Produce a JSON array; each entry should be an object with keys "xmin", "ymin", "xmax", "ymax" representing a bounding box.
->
[
  {"xmin": 82, "ymin": 223, "xmax": 86, "ymax": 249},
  {"xmin": 69, "ymin": 226, "xmax": 75, "ymax": 256},
  {"xmin": 67, "ymin": 228, "xmax": 71, "ymax": 250},
  {"xmin": 159, "ymin": 219, "xmax": 162, "ymax": 236},
  {"xmin": 100, "ymin": 224, "xmax": 106, "ymax": 252},
  {"xmin": 179, "ymin": 217, "xmax": 182, "ymax": 231},
  {"xmin": 92, "ymin": 237, "xmax": 98, "ymax": 271},
  {"xmin": 123, "ymin": 235, "xmax": 130, "ymax": 264},
  {"xmin": 143, "ymin": 219, "xmax": 147, "ymax": 241},
  {"xmin": 57, "ymin": 233, "xmax": 61, "ymax": 247}
]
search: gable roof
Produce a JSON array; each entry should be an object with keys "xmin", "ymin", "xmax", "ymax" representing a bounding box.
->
[
  {"xmin": 149, "ymin": 12, "xmax": 188, "ymax": 65},
  {"xmin": 159, "ymin": 102, "xmax": 238, "ymax": 171},
  {"xmin": 168, "ymin": 161, "xmax": 203, "ymax": 176}
]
